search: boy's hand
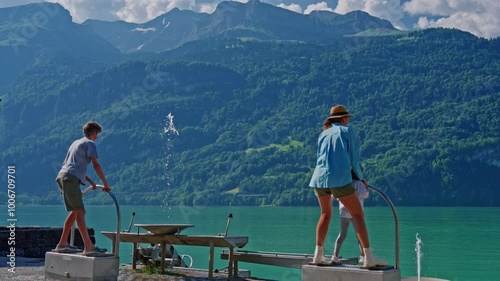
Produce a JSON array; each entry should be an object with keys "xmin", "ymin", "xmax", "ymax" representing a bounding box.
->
[{"xmin": 101, "ymin": 185, "xmax": 112, "ymax": 192}]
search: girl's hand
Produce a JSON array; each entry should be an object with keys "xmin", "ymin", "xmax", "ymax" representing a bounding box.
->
[{"xmin": 361, "ymin": 179, "xmax": 369, "ymax": 189}]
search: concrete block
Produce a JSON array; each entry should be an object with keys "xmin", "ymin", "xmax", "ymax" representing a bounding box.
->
[
  {"xmin": 45, "ymin": 251, "xmax": 119, "ymax": 281},
  {"xmin": 302, "ymin": 264, "xmax": 401, "ymax": 281}
]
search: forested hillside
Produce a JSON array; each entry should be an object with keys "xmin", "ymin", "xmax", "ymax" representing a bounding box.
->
[{"xmin": 1, "ymin": 22, "xmax": 498, "ymax": 206}]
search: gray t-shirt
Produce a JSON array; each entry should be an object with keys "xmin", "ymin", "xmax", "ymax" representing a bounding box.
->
[{"xmin": 59, "ymin": 137, "xmax": 98, "ymax": 184}]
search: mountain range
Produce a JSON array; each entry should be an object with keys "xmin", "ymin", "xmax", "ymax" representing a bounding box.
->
[
  {"xmin": 0, "ymin": 0, "xmax": 398, "ymax": 89},
  {"xmin": 0, "ymin": 1, "xmax": 498, "ymax": 207},
  {"xmin": 84, "ymin": 0, "xmax": 397, "ymax": 52}
]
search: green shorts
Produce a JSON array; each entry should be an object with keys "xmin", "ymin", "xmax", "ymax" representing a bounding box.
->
[
  {"xmin": 56, "ymin": 172, "xmax": 84, "ymax": 211},
  {"xmin": 314, "ymin": 182, "xmax": 355, "ymax": 198}
]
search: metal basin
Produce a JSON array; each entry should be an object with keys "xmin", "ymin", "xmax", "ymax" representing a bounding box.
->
[{"xmin": 134, "ymin": 224, "xmax": 194, "ymax": 235}]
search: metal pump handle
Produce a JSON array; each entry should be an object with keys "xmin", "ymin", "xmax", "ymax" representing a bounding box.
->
[
  {"xmin": 368, "ymin": 185, "xmax": 399, "ymax": 269},
  {"xmin": 69, "ymin": 185, "xmax": 121, "ymax": 257}
]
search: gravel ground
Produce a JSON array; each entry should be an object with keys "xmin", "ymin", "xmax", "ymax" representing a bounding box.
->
[
  {"xmin": 1, "ymin": 257, "xmax": 45, "ymax": 281},
  {"xmin": 0, "ymin": 257, "xmax": 269, "ymax": 281}
]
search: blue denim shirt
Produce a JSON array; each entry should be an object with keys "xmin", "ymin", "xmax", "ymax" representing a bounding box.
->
[{"xmin": 309, "ymin": 122, "xmax": 364, "ymax": 188}]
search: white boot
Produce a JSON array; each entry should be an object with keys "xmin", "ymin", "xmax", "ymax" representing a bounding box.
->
[
  {"xmin": 359, "ymin": 255, "xmax": 365, "ymax": 264},
  {"xmin": 312, "ymin": 245, "xmax": 326, "ymax": 264},
  {"xmin": 363, "ymin": 248, "xmax": 387, "ymax": 268}
]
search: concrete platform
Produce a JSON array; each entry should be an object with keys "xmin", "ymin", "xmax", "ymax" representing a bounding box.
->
[
  {"xmin": 44, "ymin": 251, "xmax": 119, "ymax": 281},
  {"xmin": 302, "ymin": 264, "xmax": 401, "ymax": 281}
]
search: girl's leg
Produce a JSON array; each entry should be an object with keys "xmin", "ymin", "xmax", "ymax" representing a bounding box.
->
[
  {"xmin": 338, "ymin": 193, "xmax": 369, "ymax": 248},
  {"xmin": 339, "ymin": 193, "xmax": 387, "ymax": 267},
  {"xmin": 313, "ymin": 194, "xmax": 332, "ymax": 263},
  {"xmin": 333, "ymin": 218, "xmax": 350, "ymax": 257},
  {"xmin": 316, "ymin": 195, "xmax": 333, "ymax": 247}
]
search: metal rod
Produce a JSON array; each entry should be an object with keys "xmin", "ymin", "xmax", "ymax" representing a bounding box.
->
[
  {"xmin": 70, "ymin": 186, "xmax": 121, "ymax": 257},
  {"xmin": 368, "ymin": 185, "xmax": 399, "ymax": 269},
  {"xmin": 126, "ymin": 212, "xmax": 136, "ymax": 233},
  {"xmin": 225, "ymin": 213, "xmax": 233, "ymax": 236},
  {"xmin": 70, "ymin": 224, "xmax": 75, "ymax": 246},
  {"xmin": 221, "ymin": 213, "xmax": 233, "ymax": 236},
  {"xmin": 106, "ymin": 190, "xmax": 121, "ymax": 257}
]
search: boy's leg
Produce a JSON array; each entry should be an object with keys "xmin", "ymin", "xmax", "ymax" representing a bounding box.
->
[
  {"xmin": 74, "ymin": 209, "xmax": 95, "ymax": 251},
  {"xmin": 57, "ymin": 173, "xmax": 89, "ymax": 249},
  {"xmin": 58, "ymin": 211, "xmax": 76, "ymax": 246}
]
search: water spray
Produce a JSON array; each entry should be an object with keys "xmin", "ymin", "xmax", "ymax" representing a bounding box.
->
[
  {"xmin": 164, "ymin": 112, "xmax": 179, "ymax": 135},
  {"xmin": 162, "ymin": 112, "xmax": 179, "ymax": 215},
  {"xmin": 416, "ymin": 233, "xmax": 423, "ymax": 281}
]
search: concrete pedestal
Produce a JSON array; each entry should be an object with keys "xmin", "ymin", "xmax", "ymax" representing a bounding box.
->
[
  {"xmin": 302, "ymin": 264, "xmax": 401, "ymax": 281},
  {"xmin": 44, "ymin": 251, "xmax": 119, "ymax": 281}
]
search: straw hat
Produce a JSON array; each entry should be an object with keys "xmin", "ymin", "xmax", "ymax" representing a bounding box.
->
[{"xmin": 326, "ymin": 105, "xmax": 354, "ymax": 120}]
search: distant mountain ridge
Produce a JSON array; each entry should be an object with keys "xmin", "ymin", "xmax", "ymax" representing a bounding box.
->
[
  {"xmin": 83, "ymin": 0, "xmax": 397, "ymax": 52},
  {"xmin": 83, "ymin": 8, "xmax": 208, "ymax": 53},
  {"xmin": 0, "ymin": 3, "xmax": 118, "ymax": 56},
  {"xmin": 0, "ymin": 2, "xmax": 120, "ymax": 89}
]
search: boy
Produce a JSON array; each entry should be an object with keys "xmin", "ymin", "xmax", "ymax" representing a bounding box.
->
[{"xmin": 54, "ymin": 121, "xmax": 111, "ymax": 256}]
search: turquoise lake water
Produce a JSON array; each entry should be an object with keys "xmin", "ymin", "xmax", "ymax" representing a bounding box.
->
[{"xmin": 1, "ymin": 204, "xmax": 499, "ymax": 281}]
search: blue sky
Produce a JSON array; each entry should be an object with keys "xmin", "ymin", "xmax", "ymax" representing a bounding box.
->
[{"xmin": 0, "ymin": 0, "xmax": 498, "ymax": 38}]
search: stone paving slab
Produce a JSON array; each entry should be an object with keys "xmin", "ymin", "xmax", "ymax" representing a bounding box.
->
[{"xmin": 0, "ymin": 257, "xmax": 270, "ymax": 281}]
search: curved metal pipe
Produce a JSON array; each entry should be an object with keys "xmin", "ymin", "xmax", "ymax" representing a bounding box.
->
[
  {"xmin": 368, "ymin": 185, "xmax": 400, "ymax": 269},
  {"xmin": 70, "ymin": 186, "xmax": 121, "ymax": 257}
]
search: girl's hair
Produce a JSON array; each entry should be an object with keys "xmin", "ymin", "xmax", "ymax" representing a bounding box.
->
[
  {"xmin": 83, "ymin": 121, "xmax": 102, "ymax": 137},
  {"xmin": 323, "ymin": 118, "xmax": 341, "ymax": 130}
]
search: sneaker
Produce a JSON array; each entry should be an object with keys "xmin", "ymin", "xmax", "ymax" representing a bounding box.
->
[
  {"xmin": 363, "ymin": 248, "xmax": 387, "ymax": 268},
  {"xmin": 359, "ymin": 255, "xmax": 365, "ymax": 264},
  {"xmin": 83, "ymin": 246, "xmax": 107, "ymax": 256},
  {"xmin": 312, "ymin": 246, "xmax": 326, "ymax": 264},
  {"xmin": 331, "ymin": 256, "xmax": 340, "ymax": 263},
  {"xmin": 94, "ymin": 245, "xmax": 107, "ymax": 252},
  {"xmin": 54, "ymin": 244, "xmax": 81, "ymax": 253},
  {"xmin": 311, "ymin": 256, "xmax": 326, "ymax": 264}
]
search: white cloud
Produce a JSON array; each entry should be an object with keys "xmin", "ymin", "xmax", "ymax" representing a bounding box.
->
[
  {"xmin": 47, "ymin": 0, "xmax": 122, "ymax": 23},
  {"xmin": 334, "ymin": 0, "xmax": 406, "ymax": 30},
  {"xmin": 304, "ymin": 2, "xmax": 333, "ymax": 15},
  {"xmin": 405, "ymin": 0, "xmax": 500, "ymax": 38},
  {"xmin": 194, "ymin": 0, "xmax": 246, "ymax": 15},
  {"xmin": 404, "ymin": 0, "xmax": 452, "ymax": 16},
  {"xmin": 44, "ymin": 0, "xmax": 200, "ymax": 23},
  {"xmin": 116, "ymin": 0, "xmax": 196, "ymax": 23},
  {"xmin": 334, "ymin": 0, "xmax": 364, "ymax": 14},
  {"xmin": 197, "ymin": 3, "xmax": 218, "ymax": 14},
  {"xmin": 277, "ymin": 3, "xmax": 303, "ymax": 14}
]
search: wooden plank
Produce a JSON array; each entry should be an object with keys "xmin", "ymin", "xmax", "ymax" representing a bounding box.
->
[
  {"xmin": 209, "ymin": 240, "xmax": 214, "ymax": 279},
  {"xmin": 101, "ymin": 232, "xmax": 248, "ymax": 248},
  {"xmin": 220, "ymin": 250, "xmax": 358, "ymax": 269}
]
